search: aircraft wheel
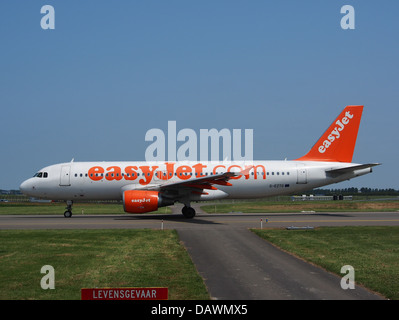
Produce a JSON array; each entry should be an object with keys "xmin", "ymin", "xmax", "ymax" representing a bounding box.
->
[
  {"xmin": 182, "ymin": 206, "xmax": 195, "ymax": 219},
  {"xmin": 64, "ymin": 210, "xmax": 72, "ymax": 218}
]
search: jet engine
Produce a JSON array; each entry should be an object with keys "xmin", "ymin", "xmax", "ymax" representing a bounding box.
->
[{"xmin": 123, "ymin": 190, "xmax": 174, "ymax": 213}]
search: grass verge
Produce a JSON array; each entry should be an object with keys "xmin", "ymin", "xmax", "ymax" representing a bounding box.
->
[
  {"xmin": 202, "ymin": 200, "xmax": 399, "ymax": 213},
  {"xmin": 0, "ymin": 202, "xmax": 171, "ymax": 215},
  {"xmin": 0, "ymin": 229, "xmax": 209, "ymax": 300},
  {"xmin": 252, "ymin": 226, "xmax": 399, "ymax": 300}
]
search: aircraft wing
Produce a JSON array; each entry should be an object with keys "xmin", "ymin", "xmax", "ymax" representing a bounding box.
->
[{"xmin": 127, "ymin": 166, "xmax": 253, "ymax": 193}]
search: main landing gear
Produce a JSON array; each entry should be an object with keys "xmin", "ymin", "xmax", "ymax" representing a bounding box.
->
[
  {"xmin": 64, "ymin": 200, "xmax": 73, "ymax": 218},
  {"xmin": 182, "ymin": 205, "xmax": 196, "ymax": 219}
]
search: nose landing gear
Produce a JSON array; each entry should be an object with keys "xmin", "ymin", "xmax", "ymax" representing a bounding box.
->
[{"xmin": 64, "ymin": 200, "xmax": 73, "ymax": 218}]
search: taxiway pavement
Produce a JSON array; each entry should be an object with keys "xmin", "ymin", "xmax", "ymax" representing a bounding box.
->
[{"xmin": 2, "ymin": 208, "xmax": 397, "ymax": 299}]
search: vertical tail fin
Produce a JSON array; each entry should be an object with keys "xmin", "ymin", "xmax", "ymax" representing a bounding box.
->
[{"xmin": 295, "ymin": 105, "xmax": 363, "ymax": 163}]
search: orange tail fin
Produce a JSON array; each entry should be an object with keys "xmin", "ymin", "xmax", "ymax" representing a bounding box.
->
[{"xmin": 295, "ymin": 105, "xmax": 363, "ymax": 163}]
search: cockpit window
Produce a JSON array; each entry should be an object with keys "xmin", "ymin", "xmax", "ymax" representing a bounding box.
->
[{"xmin": 34, "ymin": 172, "xmax": 48, "ymax": 178}]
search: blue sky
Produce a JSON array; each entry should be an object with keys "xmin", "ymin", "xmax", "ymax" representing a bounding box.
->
[{"xmin": 1, "ymin": 0, "xmax": 398, "ymax": 189}]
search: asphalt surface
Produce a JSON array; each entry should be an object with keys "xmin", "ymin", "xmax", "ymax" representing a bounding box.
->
[
  {"xmin": 2, "ymin": 209, "xmax": 398, "ymax": 230},
  {"xmin": 2, "ymin": 206, "xmax": 398, "ymax": 300},
  {"xmin": 179, "ymin": 228, "xmax": 381, "ymax": 300}
]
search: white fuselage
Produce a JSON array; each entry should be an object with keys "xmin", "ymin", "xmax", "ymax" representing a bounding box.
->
[{"xmin": 19, "ymin": 160, "xmax": 372, "ymax": 202}]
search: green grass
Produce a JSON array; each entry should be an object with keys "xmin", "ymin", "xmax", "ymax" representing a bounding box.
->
[
  {"xmin": 0, "ymin": 202, "xmax": 171, "ymax": 215},
  {"xmin": 202, "ymin": 200, "xmax": 399, "ymax": 213},
  {"xmin": 0, "ymin": 229, "xmax": 209, "ymax": 300},
  {"xmin": 252, "ymin": 226, "xmax": 399, "ymax": 300},
  {"xmin": 2, "ymin": 199, "xmax": 398, "ymax": 216}
]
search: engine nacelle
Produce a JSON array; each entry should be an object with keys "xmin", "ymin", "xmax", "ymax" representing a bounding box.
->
[{"xmin": 123, "ymin": 190, "xmax": 173, "ymax": 213}]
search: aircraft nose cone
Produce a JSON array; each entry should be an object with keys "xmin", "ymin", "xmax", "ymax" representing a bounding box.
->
[
  {"xmin": 20, "ymin": 179, "xmax": 34, "ymax": 195},
  {"xmin": 19, "ymin": 180, "xmax": 28, "ymax": 194}
]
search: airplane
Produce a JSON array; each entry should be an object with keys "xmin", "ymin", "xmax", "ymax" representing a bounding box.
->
[{"xmin": 19, "ymin": 105, "xmax": 379, "ymax": 218}]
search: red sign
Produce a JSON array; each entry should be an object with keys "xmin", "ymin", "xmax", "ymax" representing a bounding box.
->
[{"xmin": 81, "ymin": 287, "xmax": 168, "ymax": 300}]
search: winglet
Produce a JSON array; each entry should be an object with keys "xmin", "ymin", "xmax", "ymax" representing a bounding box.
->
[{"xmin": 295, "ymin": 106, "xmax": 364, "ymax": 163}]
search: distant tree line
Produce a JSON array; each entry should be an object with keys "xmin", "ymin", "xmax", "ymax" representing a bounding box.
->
[
  {"xmin": 0, "ymin": 190, "xmax": 23, "ymax": 195},
  {"xmin": 308, "ymin": 188, "xmax": 399, "ymax": 196}
]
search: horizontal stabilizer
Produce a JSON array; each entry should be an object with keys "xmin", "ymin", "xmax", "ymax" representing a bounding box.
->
[{"xmin": 326, "ymin": 163, "xmax": 380, "ymax": 175}]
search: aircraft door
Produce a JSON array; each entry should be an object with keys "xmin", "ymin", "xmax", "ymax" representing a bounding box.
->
[
  {"xmin": 60, "ymin": 165, "xmax": 71, "ymax": 186},
  {"xmin": 296, "ymin": 166, "xmax": 308, "ymax": 184}
]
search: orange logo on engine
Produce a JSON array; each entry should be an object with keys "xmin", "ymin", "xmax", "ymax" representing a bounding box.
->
[{"xmin": 123, "ymin": 190, "xmax": 159, "ymax": 213}]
